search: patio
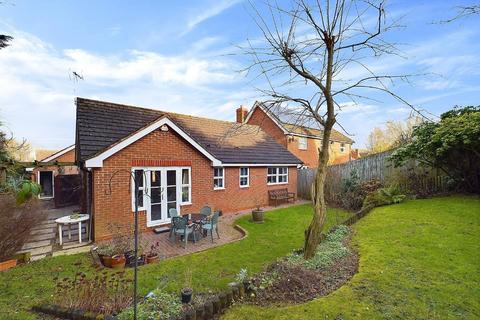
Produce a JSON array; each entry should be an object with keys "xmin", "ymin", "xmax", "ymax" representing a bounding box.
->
[{"xmin": 21, "ymin": 200, "xmax": 309, "ymax": 261}]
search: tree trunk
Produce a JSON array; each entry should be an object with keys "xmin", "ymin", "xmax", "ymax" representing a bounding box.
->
[{"xmin": 304, "ymin": 125, "xmax": 333, "ymax": 259}]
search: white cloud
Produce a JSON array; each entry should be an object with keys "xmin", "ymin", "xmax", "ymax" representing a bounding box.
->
[
  {"xmin": 0, "ymin": 28, "xmax": 249, "ymax": 149},
  {"xmin": 181, "ymin": 0, "xmax": 243, "ymax": 36}
]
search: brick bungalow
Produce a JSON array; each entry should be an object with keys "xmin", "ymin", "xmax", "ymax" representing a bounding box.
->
[
  {"xmin": 241, "ymin": 102, "xmax": 354, "ymax": 167},
  {"xmin": 75, "ymin": 98, "xmax": 302, "ymax": 241}
]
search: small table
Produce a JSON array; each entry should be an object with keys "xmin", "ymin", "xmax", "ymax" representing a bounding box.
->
[{"xmin": 55, "ymin": 214, "xmax": 90, "ymax": 245}]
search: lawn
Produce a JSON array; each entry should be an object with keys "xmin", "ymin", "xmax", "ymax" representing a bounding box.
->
[
  {"xmin": 0, "ymin": 204, "xmax": 351, "ymax": 319},
  {"xmin": 223, "ymin": 196, "xmax": 480, "ymax": 320}
]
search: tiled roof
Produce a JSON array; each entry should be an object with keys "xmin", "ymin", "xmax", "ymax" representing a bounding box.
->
[
  {"xmin": 282, "ymin": 123, "xmax": 353, "ymax": 144},
  {"xmin": 75, "ymin": 98, "xmax": 302, "ymax": 165}
]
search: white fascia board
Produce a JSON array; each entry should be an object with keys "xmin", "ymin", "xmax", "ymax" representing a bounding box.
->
[
  {"xmin": 222, "ymin": 163, "xmax": 300, "ymax": 167},
  {"xmin": 85, "ymin": 117, "xmax": 222, "ymax": 168},
  {"xmin": 244, "ymin": 102, "xmax": 289, "ymax": 134},
  {"xmin": 40, "ymin": 144, "xmax": 75, "ymax": 162}
]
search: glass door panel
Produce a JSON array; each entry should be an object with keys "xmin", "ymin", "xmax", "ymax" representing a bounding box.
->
[
  {"xmin": 149, "ymin": 170, "xmax": 163, "ymax": 224},
  {"xmin": 166, "ymin": 170, "xmax": 177, "ymax": 218}
]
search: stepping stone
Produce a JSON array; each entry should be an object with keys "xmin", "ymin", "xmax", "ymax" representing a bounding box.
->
[
  {"xmin": 30, "ymin": 254, "xmax": 48, "ymax": 261},
  {"xmin": 22, "ymin": 240, "xmax": 52, "ymax": 250},
  {"xmin": 18, "ymin": 244, "xmax": 52, "ymax": 257}
]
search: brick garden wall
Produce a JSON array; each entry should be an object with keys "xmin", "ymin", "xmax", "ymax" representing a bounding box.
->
[{"xmin": 91, "ymin": 126, "xmax": 297, "ymax": 241}]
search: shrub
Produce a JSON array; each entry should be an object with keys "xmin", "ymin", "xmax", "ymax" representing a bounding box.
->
[
  {"xmin": 0, "ymin": 194, "xmax": 45, "ymax": 262},
  {"xmin": 337, "ymin": 170, "xmax": 382, "ymax": 211},
  {"xmin": 118, "ymin": 289, "xmax": 182, "ymax": 320},
  {"xmin": 54, "ymin": 264, "xmax": 133, "ymax": 315},
  {"xmin": 288, "ymin": 225, "xmax": 351, "ymax": 270},
  {"xmin": 363, "ymin": 184, "xmax": 406, "ymax": 209},
  {"xmin": 235, "ymin": 268, "xmax": 249, "ymax": 283}
]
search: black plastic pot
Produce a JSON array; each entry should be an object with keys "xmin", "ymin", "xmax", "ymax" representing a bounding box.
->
[
  {"xmin": 125, "ymin": 251, "xmax": 145, "ymax": 268},
  {"xmin": 181, "ymin": 288, "xmax": 193, "ymax": 303}
]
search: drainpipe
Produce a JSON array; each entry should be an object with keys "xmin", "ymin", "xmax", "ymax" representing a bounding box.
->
[{"xmin": 86, "ymin": 168, "xmax": 93, "ymax": 242}]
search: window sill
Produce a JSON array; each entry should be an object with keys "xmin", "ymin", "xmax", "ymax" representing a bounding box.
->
[
  {"xmin": 213, "ymin": 187, "xmax": 225, "ymax": 191},
  {"xmin": 240, "ymin": 185, "xmax": 250, "ymax": 188},
  {"xmin": 267, "ymin": 182, "xmax": 289, "ymax": 186},
  {"xmin": 180, "ymin": 202, "xmax": 192, "ymax": 206}
]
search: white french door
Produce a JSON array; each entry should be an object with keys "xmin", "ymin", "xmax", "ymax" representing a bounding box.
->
[{"xmin": 145, "ymin": 168, "xmax": 181, "ymax": 227}]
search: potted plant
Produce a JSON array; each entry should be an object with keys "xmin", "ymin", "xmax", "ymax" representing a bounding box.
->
[
  {"xmin": 251, "ymin": 203, "xmax": 264, "ymax": 223},
  {"xmin": 110, "ymin": 254, "xmax": 126, "ymax": 269},
  {"xmin": 145, "ymin": 241, "xmax": 160, "ymax": 264},
  {"xmin": 181, "ymin": 269, "xmax": 193, "ymax": 303}
]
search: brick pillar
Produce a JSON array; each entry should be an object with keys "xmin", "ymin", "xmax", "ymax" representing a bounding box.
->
[{"xmin": 236, "ymin": 106, "xmax": 249, "ymax": 123}]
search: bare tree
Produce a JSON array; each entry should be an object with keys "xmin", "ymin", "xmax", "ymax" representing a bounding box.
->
[
  {"xmin": 438, "ymin": 4, "xmax": 480, "ymax": 23},
  {"xmin": 243, "ymin": 0, "xmax": 422, "ymax": 259},
  {"xmin": 0, "ymin": 35, "xmax": 12, "ymax": 49}
]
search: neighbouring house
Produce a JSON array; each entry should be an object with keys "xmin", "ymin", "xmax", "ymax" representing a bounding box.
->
[
  {"xmin": 29, "ymin": 145, "xmax": 80, "ymax": 203},
  {"xmin": 75, "ymin": 98, "xmax": 302, "ymax": 241},
  {"xmin": 330, "ymin": 148, "xmax": 369, "ymax": 165},
  {"xmin": 241, "ymin": 102, "xmax": 354, "ymax": 167}
]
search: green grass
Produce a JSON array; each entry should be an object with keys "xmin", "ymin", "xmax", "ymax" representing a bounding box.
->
[
  {"xmin": 223, "ymin": 196, "xmax": 480, "ymax": 320},
  {"xmin": 0, "ymin": 204, "xmax": 351, "ymax": 319}
]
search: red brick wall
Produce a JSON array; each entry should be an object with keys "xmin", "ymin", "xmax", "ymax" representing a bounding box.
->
[
  {"xmin": 91, "ymin": 126, "xmax": 297, "ymax": 241},
  {"xmin": 55, "ymin": 148, "xmax": 76, "ymax": 162},
  {"xmin": 286, "ymin": 136, "xmax": 321, "ymax": 167},
  {"xmin": 246, "ymin": 107, "xmax": 287, "ymax": 147}
]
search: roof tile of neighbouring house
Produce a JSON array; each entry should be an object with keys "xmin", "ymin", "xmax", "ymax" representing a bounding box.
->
[
  {"xmin": 75, "ymin": 98, "xmax": 302, "ymax": 165},
  {"xmin": 282, "ymin": 123, "xmax": 353, "ymax": 144}
]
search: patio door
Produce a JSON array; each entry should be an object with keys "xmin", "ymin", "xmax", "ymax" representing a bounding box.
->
[{"xmin": 146, "ymin": 168, "xmax": 180, "ymax": 227}]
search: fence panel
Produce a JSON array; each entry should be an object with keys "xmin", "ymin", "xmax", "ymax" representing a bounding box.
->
[{"xmin": 297, "ymin": 150, "xmax": 447, "ymax": 200}]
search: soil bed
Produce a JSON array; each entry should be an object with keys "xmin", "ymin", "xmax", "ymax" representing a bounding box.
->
[{"xmin": 247, "ymin": 232, "xmax": 359, "ymax": 305}]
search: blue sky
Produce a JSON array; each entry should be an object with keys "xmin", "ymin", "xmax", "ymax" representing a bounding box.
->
[{"xmin": 0, "ymin": 0, "xmax": 479, "ymax": 150}]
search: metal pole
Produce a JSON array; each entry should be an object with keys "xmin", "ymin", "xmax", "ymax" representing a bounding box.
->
[{"xmin": 133, "ymin": 181, "xmax": 139, "ymax": 320}]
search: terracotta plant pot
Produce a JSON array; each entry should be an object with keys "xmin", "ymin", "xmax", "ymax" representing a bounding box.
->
[
  {"xmin": 181, "ymin": 288, "xmax": 193, "ymax": 304},
  {"xmin": 110, "ymin": 254, "xmax": 126, "ymax": 269},
  {"xmin": 252, "ymin": 209, "xmax": 264, "ymax": 223},
  {"xmin": 146, "ymin": 254, "xmax": 159, "ymax": 264},
  {"xmin": 0, "ymin": 259, "xmax": 17, "ymax": 272},
  {"xmin": 100, "ymin": 255, "xmax": 113, "ymax": 268}
]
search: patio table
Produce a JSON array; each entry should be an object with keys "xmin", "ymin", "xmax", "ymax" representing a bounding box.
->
[{"xmin": 55, "ymin": 214, "xmax": 90, "ymax": 245}]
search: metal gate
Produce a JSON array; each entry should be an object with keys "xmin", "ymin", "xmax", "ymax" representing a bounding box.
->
[{"xmin": 54, "ymin": 174, "xmax": 81, "ymax": 208}]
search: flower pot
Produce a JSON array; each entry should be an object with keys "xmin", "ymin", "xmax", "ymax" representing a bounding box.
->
[
  {"xmin": 146, "ymin": 254, "xmax": 159, "ymax": 264},
  {"xmin": 110, "ymin": 254, "xmax": 126, "ymax": 269},
  {"xmin": 0, "ymin": 259, "xmax": 17, "ymax": 272},
  {"xmin": 100, "ymin": 255, "xmax": 113, "ymax": 268},
  {"xmin": 181, "ymin": 288, "xmax": 193, "ymax": 304},
  {"xmin": 252, "ymin": 209, "xmax": 264, "ymax": 223}
]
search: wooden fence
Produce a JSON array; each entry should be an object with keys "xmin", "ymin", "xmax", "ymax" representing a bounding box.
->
[{"xmin": 297, "ymin": 150, "xmax": 449, "ymax": 200}]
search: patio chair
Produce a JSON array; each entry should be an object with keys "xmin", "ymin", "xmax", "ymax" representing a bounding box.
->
[
  {"xmin": 202, "ymin": 211, "xmax": 220, "ymax": 243},
  {"xmin": 171, "ymin": 216, "xmax": 197, "ymax": 249},
  {"xmin": 199, "ymin": 205, "xmax": 212, "ymax": 218},
  {"xmin": 168, "ymin": 208, "xmax": 180, "ymax": 239}
]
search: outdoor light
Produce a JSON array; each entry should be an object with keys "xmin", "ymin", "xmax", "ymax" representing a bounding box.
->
[{"xmin": 160, "ymin": 125, "xmax": 169, "ymax": 132}]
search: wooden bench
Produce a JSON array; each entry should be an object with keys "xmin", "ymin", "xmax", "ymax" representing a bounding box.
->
[{"xmin": 268, "ymin": 188, "xmax": 296, "ymax": 207}]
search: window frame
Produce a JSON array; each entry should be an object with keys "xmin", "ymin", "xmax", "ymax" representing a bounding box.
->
[
  {"xmin": 181, "ymin": 168, "xmax": 192, "ymax": 205},
  {"xmin": 239, "ymin": 167, "xmax": 249, "ymax": 188},
  {"xmin": 131, "ymin": 169, "xmax": 146, "ymax": 211},
  {"xmin": 267, "ymin": 167, "xmax": 289, "ymax": 185},
  {"xmin": 131, "ymin": 167, "xmax": 192, "ymax": 212},
  {"xmin": 298, "ymin": 137, "xmax": 308, "ymax": 150},
  {"xmin": 213, "ymin": 167, "xmax": 225, "ymax": 190}
]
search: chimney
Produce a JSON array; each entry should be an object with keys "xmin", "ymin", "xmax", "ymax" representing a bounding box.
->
[{"xmin": 236, "ymin": 105, "xmax": 249, "ymax": 123}]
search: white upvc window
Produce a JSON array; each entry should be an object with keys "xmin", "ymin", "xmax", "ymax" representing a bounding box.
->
[
  {"xmin": 213, "ymin": 167, "xmax": 225, "ymax": 190},
  {"xmin": 340, "ymin": 143, "xmax": 346, "ymax": 153},
  {"xmin": 239, "ymin": 167, "xmax": 249, "ymax": 188},
  {"xmin": 132, "ymin": 169, "xmax": 146, "ymax": 211},
  {"xmin": 267, "ymin": 167, "xmax": 289, "ymax": 185},
  {"xmin": 298, "ymin": 137, "xmax": 307, "ymax": 150},
  {"xmin": 181, "ymin": 168, "xmax": 191, "ymax": 204}
]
